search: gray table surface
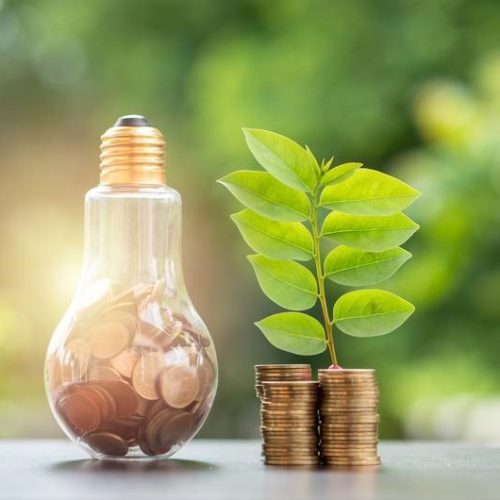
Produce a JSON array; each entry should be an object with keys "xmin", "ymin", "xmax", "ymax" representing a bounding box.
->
[{"xmin": 1, "ymin": 439, "xmax": 499, "ymax": 500}]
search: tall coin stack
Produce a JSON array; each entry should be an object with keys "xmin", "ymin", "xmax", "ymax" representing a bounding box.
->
[
  {"xmin": 260, "ymin": 380, "xmax": 320, "ymax": 467},
  {"xmin": 318, "ymin": 369, "xmax": 380, "ymax": 468}
]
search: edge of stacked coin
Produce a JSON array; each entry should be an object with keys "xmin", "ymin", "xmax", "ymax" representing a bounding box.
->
[
  {"xmin": 255, "ymin": 364, "xmax": 311, "ymax": 399},
  {"xmin": 318, "ymin": 369, "xmax": 380, "ymax": 468}
]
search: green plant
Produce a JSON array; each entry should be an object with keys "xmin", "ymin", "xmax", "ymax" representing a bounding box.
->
[{"xmin": 218, "ymin": 129, "xmax": 421, "ymax": 366}]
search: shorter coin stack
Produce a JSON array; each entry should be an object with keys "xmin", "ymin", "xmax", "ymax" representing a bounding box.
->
[
  {"xmin": 260, "ymin": 381, "xmax": 319, "ymax": 467},
  {"xmin": 254, "ymin": 364, "xmax": 312, "ymax": 398},
  {"xmin": 319, "ymin": 369, "xmax": 380, "ymax": 468}
]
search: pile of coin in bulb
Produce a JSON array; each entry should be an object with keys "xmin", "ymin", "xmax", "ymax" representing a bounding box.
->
[
  {"xmin": 254, "ymin": 364, "xmax": 312, "ymax": 398},
  {"xmin": 260, "ymin": 381, "xmax": 320, "ymax": 467},
  {"xmin": 318, "ymin": 369, "xmax": 380, "ymax": 468},
  {"xmin": 46, "ymin": 279, "xmax": 217, "ymax": 459}
]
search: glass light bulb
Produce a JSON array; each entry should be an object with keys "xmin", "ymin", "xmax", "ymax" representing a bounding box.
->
[{"xmin": 45, "ymin": 116, "xmax": 217, "ymax": 459}]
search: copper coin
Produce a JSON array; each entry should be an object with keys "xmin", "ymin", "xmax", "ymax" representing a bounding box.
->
[
  {"xmin": 72, "ymin": 384, "xmax": 111, "ymax": 422},
  {"xmin": 138, "ymin": 425, "xmax": 156, "ymax": 456},
  {"xmin": 136, "ymin": 396, "xmax": 155, "ymax": 417},
  {"xmin": 86, "ymin": 322, "xmax": 130, "ymax": 359},
  {"xmin": 61, "ymin": 393, "xmax": 101, "ymax": 432},
  {"xmin": 146, "ymin": 409, "xmax": 173, "ymax": 454},
  {"xmin": 159, "ymin": 411, "xmax": 195, "ymax": 448},
  {"xmin": 159, "ymin": 365, "xmax": 200, "ymax": 409},
  {"xmin": 101, "ymin": 380, "xmax": 138, "ymax": 417},
  {"xmin": 104, "ymin": 415, "xmax": 143, "ymax": 440},
  {"xmin": 110, "ymin": 348, "xmax": 139, "ymax": 378},
  {"xmin": 132, "ymin": 351, "xmax": 164, "ymax": 400},
  {"xmin": 145, "ymin": 399, "xmax": 167, "ymax": 422},
  {"xmin": 91, "ymin": 384, "xmax": 117, "ymax": 421},
  {"xmin": 86, "ymin": 432, "xmax": 128, "ymax": 457}
]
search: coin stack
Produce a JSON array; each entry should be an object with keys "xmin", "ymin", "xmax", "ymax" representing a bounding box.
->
[
  {"xmin": 46, "ymin": 278, "xmax": 217, "ymax": 458},
  {"xmin": 254, "ymin": 364, "xmax": 312, "ymax": 398},
  {"xmin": 318, "ymin": 369, "xmax": 380, "ymax": 468},
  {"xmin": 260, "ymin": 380, "xmax": 320, "ymax": 467}
]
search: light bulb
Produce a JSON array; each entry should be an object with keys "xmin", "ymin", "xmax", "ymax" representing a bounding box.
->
[{"xmin": 45, "ymin": 115, "xmax": 218, "ymax": 459}]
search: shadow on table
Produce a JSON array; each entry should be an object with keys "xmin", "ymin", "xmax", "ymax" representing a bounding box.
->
[{"xmin": 51, "ymin": 458, "xmax": 216, "ymax": 473}]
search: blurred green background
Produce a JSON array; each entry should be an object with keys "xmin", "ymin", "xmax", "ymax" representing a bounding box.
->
[{"xmin": 2, "ymin": 0, "xmax": 500, "ymax": 441}]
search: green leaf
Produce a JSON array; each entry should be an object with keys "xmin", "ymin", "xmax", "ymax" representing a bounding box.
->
[
  {"xmin": 324, "ymin": 246, "xmax": 412, "ymax": 286},
  {"xmin": 320, "ymin": 162, "xmax": 362, "ymax": 186},
  {"xmin": 321, "ymin": 212, "xmax": 419, "ymax": 252},
  {"xmin": 320, "ymin": 156, "xmax": 334, "ymax": 173},
  {"xmin": 217, "ymin": 170, "xmax": 310, "ymax": 222},
  {"xmin": 255, "ymin": 312, "xmax": 327, "ymax": 355},
  {"xmin": 305, "ymin": 145, "xmax": 321, "ymax": 177},
  {"xmin": 333, "ymin": 289, "xmax": 415, "ymax": 337},
  {"xmin": 248, "ymin": 255, "xmax": 317, "ymax": 310},
  {"xmin": 242, "ymin": 128, "xmax": 318, "ymax": 192},
  {"xmin": 320, "ymin": 168, "xmax": 421, "ymax": 214},
  {"xmin": 231, "ymin": 209, "xmax": 313, "ymax": 261}
]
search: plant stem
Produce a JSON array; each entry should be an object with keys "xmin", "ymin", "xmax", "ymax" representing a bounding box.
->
[{"xmin": 310, "ymin": 185, "xmax": 338, "ymax": 367}]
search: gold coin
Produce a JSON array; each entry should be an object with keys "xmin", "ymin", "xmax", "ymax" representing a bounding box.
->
[
  {"xmin": 263, "ymin": 447, "xmax": 318, "ymax": 454},
  {"xmin": 320, "ymin": 444, "xmax": 377, "ymax": 451},
  {"xmin": 320, "ymin": 413, "xmax": 379, "ymax": 421},
  {"xmin": 260, "ymin": 423, "xmax": 318, "ymax": 431},
  {"xmin": 264, "ymin": 459, "xmax": 320, "ymax": 466},
  {"xmin": 132, "ymin": 351, "xmax": 164, "ymax": 400},
  {"xmin": 263, "ymin": 438, "xmax": 318, "ymax": 446},
  {"xmin": 319, "ymin": 407, "xmax": 379, "ymax": 414},
  {"xmin": 318, "ymin": 368, "xmax": 375, "ymax": 377},
  {"xmin": 263, "ymin": 380, "xmax": 318, "ymax": 387},
  {"xmin": 320, "ymin": 424, "xmax": 378, "ymax": 432},
  {"xmin": 321, "ymin": 452, "xmax": 378, "ymax": 460},
  {"xmin": 262, "ymin": 402, "xmax": 317, "ymax": 409},
  {"xmin": 255, "ymin": 364, "xmax": 311, "ymax": 370},
  {"xmin": 320, "ymin": 398, "xmax": 379, "ymax": 404},
  {"xmin": 263, "ymin": 454, "xmax": 319, "ymax": 461},
  {"xmin": 262, "ymin": 414, "xmax": 318, "ymax": 422},
  {"xmin": 320, "ymin": 438, "xmax": 378, "ymax": 445},
  {"xmin": 322, "ymin": 457, "xmax": 381, "ymax": 466},
  {"xmin": 320, "ymin": 390, "xmax": 379, "ymax": 397},
  {"xmin": 86, "ymin": 322, "xmax": 130, "ymax": 359},
  {"xmin": 159, "ymin": 365, "xmax": 200, "ymax": 409},
  {"xmin": 261, "ymin": 412, "xmax": 318, "ymax": 419},
  {"xmin": 262, "ymin": 408, "xmax": 317, "ymax": 414}
]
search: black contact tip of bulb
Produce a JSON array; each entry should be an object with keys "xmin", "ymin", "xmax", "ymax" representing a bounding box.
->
[{"xmin": 114, "ymin": 115, "xmax": 150, "ymax": 127}]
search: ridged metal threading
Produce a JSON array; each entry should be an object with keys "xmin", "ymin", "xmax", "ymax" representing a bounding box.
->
[{"xmin": 99, "ymin": 124, "xmax": 166, "ymax": 185}]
